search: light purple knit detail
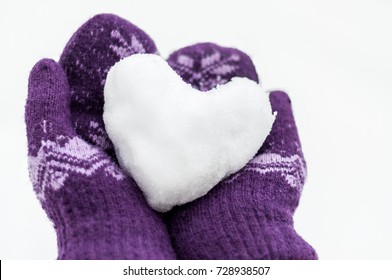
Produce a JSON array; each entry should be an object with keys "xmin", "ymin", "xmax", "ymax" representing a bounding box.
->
[
  {"xmin": 109, "ymin": 30, "xmax": 146, "ymax": 58},
  {"xmin": 85, "ymin": 120, "xmax": 112, "ymax": 150},
  {"xmin": 168, "ymin": 43, "xmax": 258, "ymax": 92},
  {"xmin": 225, "ymin": 152, "xmax": 306, "ymax": 190},
  {"xmin": 171, "ymin": 52, "xmax": 239, "ymax": 91},
  {"xmin": 28, "ymin": 132, "xmax": 125, "ymax": 201}
]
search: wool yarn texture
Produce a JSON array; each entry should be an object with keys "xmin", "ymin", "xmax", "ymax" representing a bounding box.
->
[
  {"xmin": 25, "ymin": 13, "xmax": 317, "ymax": 260},
  {"xmin": 26, "ymin": 14, "xmax": 175, "ymax": 260}
]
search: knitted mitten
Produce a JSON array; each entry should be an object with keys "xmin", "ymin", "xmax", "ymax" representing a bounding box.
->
[
  {"xmin": 166, "ymin": 43, "xmax": 318, "ymax": 259},
  {"xmin": 25, "ymin": 14, "xmax": 175, "ymax": 259}
]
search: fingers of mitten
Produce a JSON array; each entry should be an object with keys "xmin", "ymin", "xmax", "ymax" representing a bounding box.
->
[
  {"xmin": 26, "ymin": 59, "xmax": 74, "ymax": 155},
  {"xmin": 167, "ymin": 42, "xmax": 259, "ymax": 91},
  {"xmin": 58, "ymin": 14, "xmax": 157, "ymax": 154},
  {"xmin": 260, "ymin": 91, "xmax": 303, "ymax": 156},
  {"xmin": 59, "ymin": 13, "xmax": 157, "ymax": 111}
]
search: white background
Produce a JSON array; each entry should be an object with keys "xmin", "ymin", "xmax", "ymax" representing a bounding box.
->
[{"xmin": 1, "ymin": 0, "xmax": 391, "ymax": 259}]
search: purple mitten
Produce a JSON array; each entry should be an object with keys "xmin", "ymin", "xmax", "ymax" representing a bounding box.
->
[
  {"xmin": 25, "ymin": 14, "xmax": 175, "ymax": 259},
  {"xmin": 166, "ymin": 43, "xmax": 317, "ymax": 259}
]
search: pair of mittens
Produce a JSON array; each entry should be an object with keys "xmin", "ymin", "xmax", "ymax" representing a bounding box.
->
[{"xmin": 26, "ymin": 13, "xmax": 317, "ymax": 259}]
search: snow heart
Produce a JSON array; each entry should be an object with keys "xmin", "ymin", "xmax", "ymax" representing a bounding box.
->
[{"xmin": 103, "ymin": 54, "xmax": 275, "ymax": 212}]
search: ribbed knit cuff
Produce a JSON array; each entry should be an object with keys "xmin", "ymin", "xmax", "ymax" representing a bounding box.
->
[
  {"xmin": 41, "ymin": 174, "xmax": 175, "ymax": 260},
  {"xmin": 167, "ymin": 181, "xmax": 317, "ymax": 260}
]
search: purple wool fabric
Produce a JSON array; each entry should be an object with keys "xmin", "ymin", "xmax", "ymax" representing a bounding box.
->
[
  {"xmin": 166, "ymin": 43, "xmax": 318, "ymax": 259},
  {"xmin": 25, "ymin": 14, "xmax": 175, "ymax": 260},
  {"xmin": 26, "ymin": 13, "xmax": 316, "ymax": 260},
  {"xmin": 168, "ymin": 42, "xmax": 259, "ymax": 91},
  {"xmin": 59, "ymin": 13, "xmax": 157, "ymax": 158}
]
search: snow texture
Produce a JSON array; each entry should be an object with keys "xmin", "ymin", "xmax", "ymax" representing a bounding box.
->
[{"xmin": 103, "ymin": 54, "xmax": 275, "ymax": 212}]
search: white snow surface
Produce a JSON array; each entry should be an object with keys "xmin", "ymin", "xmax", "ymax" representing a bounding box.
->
[{"xmin": 103, "ymin": 54, "xmax": 275, "ymax": 212}]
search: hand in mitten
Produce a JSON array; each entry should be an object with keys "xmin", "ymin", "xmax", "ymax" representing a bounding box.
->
[
  {"xmin": 166, "ymin": 43, "xmax": 317, "ymax": 259},
  {"xmin": 25, "ymin": 14, "xmax": 175, "ymax": 259}
]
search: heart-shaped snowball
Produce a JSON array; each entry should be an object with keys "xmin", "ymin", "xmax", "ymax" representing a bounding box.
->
[{"xmin": 103, "ymin": 54, "xmax": 275, "ymax": 212}]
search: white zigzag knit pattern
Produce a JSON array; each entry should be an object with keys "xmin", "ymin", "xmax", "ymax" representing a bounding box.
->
[
  {"xmin": 109, "ymin": 30, "xmax": 146, "ymax": 58},
  {"xmin": 86, "ymin": 120, "xmax": 112, "ymax": 151},
  {"xmin": 173, "ymin": 51, "xmax": 240, "ymax": 91},
  {"xmin": 28, "ymin": 136, "xmax": 125, "ymax": 201},
  {"xmin": 224, "ymin": 152, "xmax": 306, "ymax": 189}
]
